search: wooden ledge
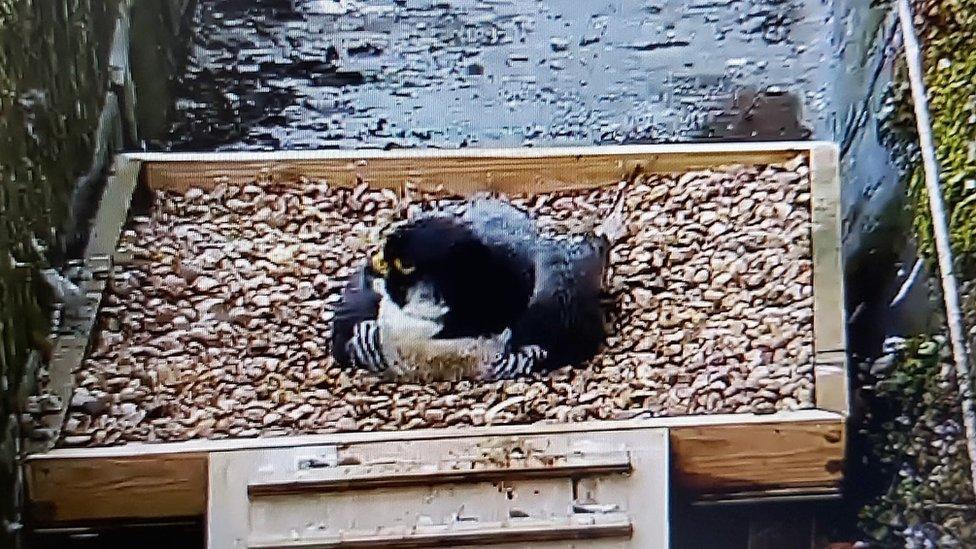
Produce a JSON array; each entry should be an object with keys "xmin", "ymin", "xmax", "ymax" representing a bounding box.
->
[
  {"xmin": 128, "ymin": 142, "xmax": 820, "ymax": 193},
  {"xmin": 26, "ymin": 411, "xmax": 845, "ymax": 525}
]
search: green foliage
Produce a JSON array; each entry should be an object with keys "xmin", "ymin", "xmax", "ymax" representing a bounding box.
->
[
  {"xmin": 859, "ymin": 3, "xmax": 976, "ymax": 546},
  {"xmin": 859, "ymin": 338, "xmax": 976, "ymax": 546},
  {"xmin": 0, "ymin": 0, "xmax": 122, "ymax": 544}
]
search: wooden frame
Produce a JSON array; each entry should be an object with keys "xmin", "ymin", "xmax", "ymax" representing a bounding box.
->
[
  {"xmin": 27, "ymin": 410, "xmax": 843, "ymax": 525},
  {"xmin": 26, "ymin": 156, "xmax": 141, "ymax": 457},
  {"xmin": 24, "ymin": 142, "xmax": 848, "ymax": 527},
  {"xmin": 245, "ymin": 455, "xmax": 635, "ymax": 497},
  {"xmin": 241, "ymin": 522, "xmax": 637, "ymax": 548},
  {"xmin": 809, "ymin": 145, "xmax": 848, "ymax": 415},
  {"xmin": 134, "ymin": 143, "xmax": 803, "ymax": 194}
]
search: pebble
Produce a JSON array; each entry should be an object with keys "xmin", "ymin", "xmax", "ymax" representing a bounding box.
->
[
  {"xmin": 71, "ymin": 392, "xmax": 110, "ymax": 416},
  {"xmin": 194, "ymin": 276, "xmax": 221, "ymax": 291}
]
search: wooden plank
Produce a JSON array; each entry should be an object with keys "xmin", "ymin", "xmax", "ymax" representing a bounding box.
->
[
  {"xmin": 26, "ymin": 453, "xmax": 207, "ymax": 525},
  {"xmin": 126, "ymin": 141, "xmax": 822, "ymax": 163},
  {"xmin": 26, "ymin": 413, "xmax": 843, "ymax": 524},
  {"xmin": 211, "ymin": 430, "xmax": 668, "ymax": 549},
  {"xmin": 27, "ymin": 300, "xmax": 99, "ymax": 455},
  {"xmin": 809, "ymin": 142, "xmax": 849, "ymax": 415},
  {"xmin": 26, "ymin": 155, "xmax": 141, "ymax": 455},
  {"xmin": 133, "ymin": 144, "xmax": 810, "ymax": 193},
  {"xmin": 85, "ymin": 155, "xmax": 140, "ymax": 258},
  {"xmin": 248, "ymin": 455, "xmax": 633, "ymax": 497},
  {"xmin": 669, "ymin": 418, "xmax": 845, "ymax": 495},
  {"xmin": 31, "ymin": 410, "xmax": 841, "ymax": 460},
  {"xmin": 692, "ymin": 486, "xmax": 841, "ymax": 504},
  {"xmin": 246, "ymin": 521, "xmax": 634, "ymax": 549}
]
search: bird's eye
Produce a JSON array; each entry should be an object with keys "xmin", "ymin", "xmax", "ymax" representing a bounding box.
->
[{"xmin": 393, "ymin": 257, "xmax": 415, "ymax": 275}]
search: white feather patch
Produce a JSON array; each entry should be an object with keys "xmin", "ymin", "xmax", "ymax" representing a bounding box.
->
[{"xmin": 372, "ymin": 278, "xmax": 508, "ymax": 380}]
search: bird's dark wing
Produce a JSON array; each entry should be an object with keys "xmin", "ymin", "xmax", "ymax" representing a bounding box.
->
[
  {"xmin": 462, "ymin": 199, "xmax": 539, "ymax": 266},
  {"xmin": 506, "ymin": 235, "xmax": 610, "ymax": 371},
  {"xmin": 432, "ymin": 200, "xmax": 538, "ymax": 339},
  {"xmin": 331, "ymin": 265, "xmax": 382, "ymax": 367}
]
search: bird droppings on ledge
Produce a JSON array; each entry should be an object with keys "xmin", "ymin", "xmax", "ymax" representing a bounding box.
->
[{"xmin": 59, "ymin": 158, "xmax": 815, "ymax": 447}]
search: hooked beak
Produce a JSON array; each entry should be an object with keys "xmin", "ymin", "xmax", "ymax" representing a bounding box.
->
[{"xmin": 370, "ymin": 249, "xmax": 389, "ymax": 276}]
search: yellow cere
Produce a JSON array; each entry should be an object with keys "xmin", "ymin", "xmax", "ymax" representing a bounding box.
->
[{"xmin": 371, "ymin": 251, "xmax": 389, "ymax": 275}]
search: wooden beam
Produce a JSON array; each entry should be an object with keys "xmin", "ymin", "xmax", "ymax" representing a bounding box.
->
[
  {"xmin": 85, "ymin": 155, "xmax": 140, "ymax": 259},
  {"xmin": 26, "ymin": 453, "xmax": 207, "ymax": 524},
  {"xmin": 809, "ymin": 142, "xmax": 849, "ymax": 416},
  {"xmin": 247, "ymin": 455, "xmax": 632, "ymax": 498},
  {"xmin": 30, "ymin": 410, "xmax": 839, "ymax": 459},
  {"xmin": 669, "ymin": 418, "xmax": 845, "ymax": 495},
  {"xmin": 132, "ymin": 143, "xmax": 811, "ymax": 193},
  {"xmin": 247, "ymin": 520, "xmax": 634, "ymax": 548},
  {"xmin": 125, "ymin": 141, "xmax": 824, "ymax": 164},
  {"xmin": 25, "ymin": 412, "xmax": 844, "ymax": 525},
  {"xmin": 26, "ymin": 156, "xmax": 142, "ymax": 456}
]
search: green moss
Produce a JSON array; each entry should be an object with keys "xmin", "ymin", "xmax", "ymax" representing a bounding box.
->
[
  {"xmin": 0, "ymin": 0, "xmax": 122, "ymax": 544},
  {"xmin": 858, "ymin": 4, "xmax": 976, "ymax": 545},
  {"xmin": 907, "ymin": 0, "xmax": 976, "ymax": 276}
]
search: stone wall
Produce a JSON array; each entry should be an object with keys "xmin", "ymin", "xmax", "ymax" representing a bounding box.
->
[
  {"xmin": 830, "ymin": 1, "xmax": 930, "ymax": 358},
  {"xmin": 0, "ymin": 1, "xmax": 123, "ymax": 543},
  {"xmin": 0, "ymin": 1, "xmax": 191, "ymax": 545}
]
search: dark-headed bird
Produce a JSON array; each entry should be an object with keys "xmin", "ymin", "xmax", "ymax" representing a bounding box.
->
[{"xmin": 331, "ymin": 192, "xmax": 628, "ymax": 381}]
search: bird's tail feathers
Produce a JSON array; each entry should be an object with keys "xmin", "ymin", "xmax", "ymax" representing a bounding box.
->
[{"xmin": 594, "ymin": 181, "xmax": 629, "ymax": 245}]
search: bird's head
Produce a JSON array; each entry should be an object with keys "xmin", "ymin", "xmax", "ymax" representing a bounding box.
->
[
  {"xmin": 366, "ymin": 214, "xmax": 531, "ymax": 334},
  {"xmin": 368, "ymin": 215, "xmax": 482, "ymax": 308}
]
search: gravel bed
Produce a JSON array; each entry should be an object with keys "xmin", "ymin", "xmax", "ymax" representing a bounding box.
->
[{"xmin": 60, "ymin": 157, "xmax": 815, "ymax": 447}]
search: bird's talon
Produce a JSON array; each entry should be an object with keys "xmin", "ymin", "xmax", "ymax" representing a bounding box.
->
[{"xmin": 486, "ymin": 344, "xmax": 546, "ymax": 380}]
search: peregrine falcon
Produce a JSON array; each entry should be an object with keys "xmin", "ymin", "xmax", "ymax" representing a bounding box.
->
[{"xmin": 332, "ymin": 191, "xmax": 627, "ymax": 380}]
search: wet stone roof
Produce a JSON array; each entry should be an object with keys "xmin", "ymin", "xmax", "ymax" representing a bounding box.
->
[{"xmin": 160, "ymin": 0, "xmax": 836, "ymax": 151}]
